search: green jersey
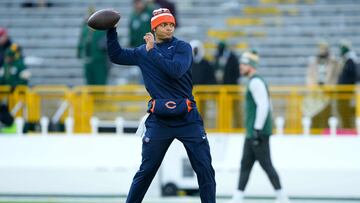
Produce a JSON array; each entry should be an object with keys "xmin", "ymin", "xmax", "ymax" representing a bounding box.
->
[
  {"xmin": 245, "ymin": 74, "xmax": 272, "ymax": 138},
  {"xmin": 0, "ymin": 43, "xmax": 27, "ymax": 87}
]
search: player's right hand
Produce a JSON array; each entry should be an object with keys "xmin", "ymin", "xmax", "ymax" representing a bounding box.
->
[{"xmin": 144, "ymin": 32, "xmax": 154, "ymax": 51}]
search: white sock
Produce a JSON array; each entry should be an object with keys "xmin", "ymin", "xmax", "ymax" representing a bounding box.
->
[
  {"xmin": 231, "ymin": 190, "xmax": 244, "ymax": 200},
  {"xmin": 275, "ymin": 189, "xmax": 289, "ymax": 201}
]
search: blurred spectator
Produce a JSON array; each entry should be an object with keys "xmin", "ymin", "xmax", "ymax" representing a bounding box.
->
[
  {"xmin": 0, "ymin": 27, "xmax": 29, "ymax": 88},
  {"xmin": 337, "ymin": 39, "xmax": 359, "ymax": 129},
  {"xmin": 306, "ymin": 41, "xmax": 340, "ymax": 86},
  {"xmin": 214, "ymin": 41, "xmax": 240, "ymax": 84},
  {"xmin": 338, "ymin": 39, "xmax": 358, "ymax": 85},
  {"xmin": 0, "ymin": 103, "xmax": 14, "ymax": 134},
  {"xmin": 0, "ymin": 28, "xmax": 23, "ymax": 134},
  {"xmin": 21, "ymin": 0, "xmax": 53, "ymax": 8},
  {"xmin": 129, "ymin": 0, "xmax": 154, "ymax": 47},
  {"xmin": 0, "ymin": 28, "xmax": 7, "ymax": 67},
  {"xmin": 190, "ymin": 40, "xmax": 216, "ymax": 125},
  {"xmin": 190, "ymin": 40, "xmax": 216, "ymax": 85},
  {"xmin": 304, "ymin": 40, "xmax": 340, "ymax": 129},
  {"xmin": 214, "ymin": 41, "xmax": 241, "ymax": 127},
  {"xmin": 77, "ymin": 7, "xmax": 109, "ymax": 85}
]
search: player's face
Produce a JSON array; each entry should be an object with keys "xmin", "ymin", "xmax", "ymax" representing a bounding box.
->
[
  {"xmin": 154, "ymin": 22, "xmax": 175, "ymax": 42},
  {"xmin": 240, "ymin": 63, "xmax": 251, "ymax": 76}
]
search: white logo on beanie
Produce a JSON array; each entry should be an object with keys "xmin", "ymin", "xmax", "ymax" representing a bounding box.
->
[{"xmin": 150, "ymin": 8, "xmax": 176, "ymax": 30}]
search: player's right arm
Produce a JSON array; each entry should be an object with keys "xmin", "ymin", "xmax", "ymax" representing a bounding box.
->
[{"xmin": 107, "ymin": 27, "xmax": 138, "ymax": 65}]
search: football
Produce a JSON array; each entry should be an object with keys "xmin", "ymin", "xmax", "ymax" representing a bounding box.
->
[{"xmin": 87, "ymin": 8, "xmax": 121, "ymax": 30}]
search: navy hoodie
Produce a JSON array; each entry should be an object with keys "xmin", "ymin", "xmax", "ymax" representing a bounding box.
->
[
  {"xmin": 107, "ymin": 28, "xmax": 193, "ymax": 100},
  {"xmin": 107, "ymin": 28, "xmax": 202, "ymax": 126}
]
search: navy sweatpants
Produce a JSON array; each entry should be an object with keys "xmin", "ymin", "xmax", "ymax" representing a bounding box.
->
[{"xmin": 126, "ymin": 115, "xmax": 216, "ymax": 203}]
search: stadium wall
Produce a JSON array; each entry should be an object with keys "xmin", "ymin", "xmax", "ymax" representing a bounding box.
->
[{"xmin": 0, "ymin": 134, "xmax": 359, "ymax": 199}]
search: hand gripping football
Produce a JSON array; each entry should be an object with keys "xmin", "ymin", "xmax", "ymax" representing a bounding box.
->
[{"xmin": 87, "ymin": 9, "xmax": 121, "ymax": 30}]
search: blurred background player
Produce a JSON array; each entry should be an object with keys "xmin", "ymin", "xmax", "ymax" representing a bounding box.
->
[
  {"xmin": 0, "ymin": 28, "xmax": 9, "ymax": 72},
  {"xmin": 229, "ymin": 51, "xmax": 289, "ymax": 203},
  {"xmin": 0, "ymin": 101, "xmax": 14, "ymax": 134},
  {"xmin": 77, "ymin": 7, "xmax": 110, "ymax": 85},
  {"xmin": 214, "ymin": 41, "xmax": 241, "ymax": 128},
  {"xmin": 0, "ymin": 27, "xmax": 29, "ymax": 133},
  {"xmin": 0, "ymin": 27, "xmax": 29, "ymax": 88},
  {"xmin": 214, "ymin": 41, "xmax": 240, "ymax": 85},
  {"xmin": 338, "ymin": 39, "xmax": 359, "ymax": 85},
  {"xmin": 107, "ymin": 8, "xmax": 216, "ymax": 203},
  {"xmin": 128, "ymin": 0, "xmax": 153, "ymax": 47},
  {"xmin": 304, "ymin": 40, "xmax": 340, "ymax": 129},
  {"xmin": 337, "ymin": 39, "xmax": 359, "ymax": 129},
  {"xmin": 190, "ymin": 39, "xmax": 217, "ymax": 124},
  {"xmin": 190, "ymin": 39, "xmax": 216, "ymax": 85}
]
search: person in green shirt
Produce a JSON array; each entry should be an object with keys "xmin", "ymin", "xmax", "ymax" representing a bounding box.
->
[
  {"xmin": 0, "ymin": 28, "xmax": 28, "ymax": 133},
  {"xmin": 229, "ymin": 51, "xmax": 290, "ymax": 203},
  {"xmin": 77, "ymin": 7, "xmax": 109, "ymax": 85},
  {"xmin": 128, "ymin": 0, "xmax": 153, "ymax": 47},
  {"xmin": 0, "ymin": 28, "xmax": 29, "ymax": 88}
]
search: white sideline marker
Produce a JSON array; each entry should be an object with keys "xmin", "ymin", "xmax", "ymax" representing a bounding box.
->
[
  {"xmin": 328, "ymin": 116, "xmax": 338, "ymax": 137},
  {"xmin": 90, "ymin": 116, "xmax": 99, "ymax": 135},
  {"xmin": 15, "ymin": 117, "xmax": 24, "ymax": 136},
  {"xmin": 40, "ymin": 116, "xmax": 49, "ymax": 136},
  {"xmin": 302, "ymin": 116, "xmax": 311, "ymax": 136},
  {"xmin": 275, "ymin": 116, "xmax": 285, "ymax": 136},
  {"xmin": 65, "ymin": 117, "xmax": 74, "ymax": 135}
]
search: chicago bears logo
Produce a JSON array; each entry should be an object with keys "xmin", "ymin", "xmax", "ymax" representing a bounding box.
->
[{"xmin": 165, "ymin": 101, "xmax": 177, "ymax": 109}]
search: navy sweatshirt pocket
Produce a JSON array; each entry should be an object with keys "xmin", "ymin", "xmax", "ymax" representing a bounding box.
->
[{"xmin": 148, "ymin": 99, "xmax": 193, "ymax": 118}]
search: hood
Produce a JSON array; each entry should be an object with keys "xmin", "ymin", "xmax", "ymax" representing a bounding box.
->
[{"xmin": 190, "ymin": 40, "xmax": 205, "ymax": 63}]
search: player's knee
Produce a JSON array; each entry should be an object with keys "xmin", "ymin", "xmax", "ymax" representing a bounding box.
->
[
  {"xmin": 240, "ymin": 162, "xmax": 252, "ymax": 171},
  {"xmin": 240, "ymin": 167, "xmax": 252, "ymax": 175},
  {"xmin": 140, "ymin": 163, "xmax": 160, "ymax": 176}
]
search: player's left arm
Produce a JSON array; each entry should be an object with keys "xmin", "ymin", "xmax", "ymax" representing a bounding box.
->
[{"xmin": 249, "ymin": 78, "xmax": 270, "ymax": 130}]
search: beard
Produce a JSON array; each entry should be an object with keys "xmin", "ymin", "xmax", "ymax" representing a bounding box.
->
[
  {"xmin": 240, "ymin": 69, "xmax": 250, "ymax": 77},
  {"xmin": 318, "ymin": 52, "xmax": 329, "ymax": 59}
]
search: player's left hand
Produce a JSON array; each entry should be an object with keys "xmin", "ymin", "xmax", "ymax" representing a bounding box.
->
[
  {"xmin": 252, "ymin": 129, "xmax": 262, "ymax": 146},
  {"xmin": 144, "ymin": 32, "xmax": 155, "ymax": 51}
]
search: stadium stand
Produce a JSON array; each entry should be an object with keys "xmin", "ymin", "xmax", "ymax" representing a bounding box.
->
[{"xmin": 0, "ymin": 0, "xmax": 359, "ymax": 85}]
